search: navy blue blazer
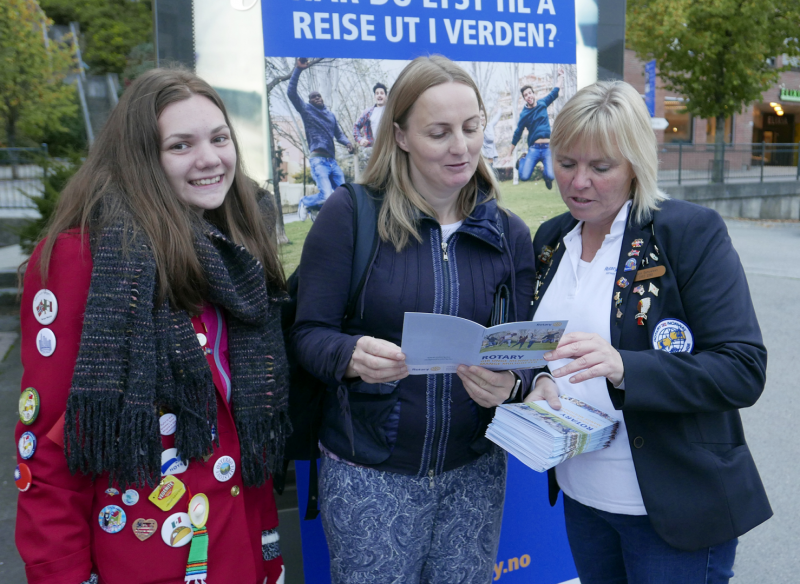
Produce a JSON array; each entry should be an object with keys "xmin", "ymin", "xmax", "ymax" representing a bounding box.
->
[{"xmin": 530, "ymin": 198, "xmax": 772, "ymax": 551}]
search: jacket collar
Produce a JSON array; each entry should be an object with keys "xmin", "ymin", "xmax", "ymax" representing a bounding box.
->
[
  {"xmin": 419, "ymin": 194, "xmax": 505, "ymax": 252},
  {"xmin": 461, "ymin": 196, "xmax": 505, "ymax": 251}
]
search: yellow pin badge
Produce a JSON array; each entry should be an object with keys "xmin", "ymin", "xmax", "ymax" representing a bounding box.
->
[{"xmin": 148, "ymin": 475, "xmax": 187, "ymax": 512}]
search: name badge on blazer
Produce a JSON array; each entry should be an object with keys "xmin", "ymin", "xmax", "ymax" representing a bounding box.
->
[{"xmin": 634, "ymin": 265, "xmax": 666, "ymax": 282}]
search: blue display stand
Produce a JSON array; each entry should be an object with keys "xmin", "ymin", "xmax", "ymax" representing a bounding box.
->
[{"xmin": 295, "ymin": 457, "xmax": 577, "ymax": 583}]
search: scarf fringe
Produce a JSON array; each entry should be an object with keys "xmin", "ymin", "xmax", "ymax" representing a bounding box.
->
[
  {"xmin": 174, "ymin": 374, "xmax": 218, "ymax": 464},
  {"xmin": 64, "ymin": 392, "xmax": 123, "ymax": 479},
  {"xmin": 117, "ymin": 405, "xmax": 162, "ymax": 488},
  {"xmin": 237, "ymin": 410, "xmax": 291, "ymax": 487}
]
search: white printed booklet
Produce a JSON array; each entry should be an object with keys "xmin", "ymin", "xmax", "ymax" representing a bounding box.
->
[{"xmin": 401, "ymin": 312, "xmax": 568, "ymax": 374}]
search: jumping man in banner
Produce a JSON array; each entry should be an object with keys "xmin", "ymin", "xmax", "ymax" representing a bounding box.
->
[
  {"xmin": 288, "ymin": 58, "xmax": 354, "ymax": 217},
  {"xmin": 511, "ymin": 67, "xmax": 564, "ymax": 189}
]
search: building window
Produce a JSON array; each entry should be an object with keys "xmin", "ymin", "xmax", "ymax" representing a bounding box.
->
[
  {"xmin": 663, "ymin": 98, "xmax": 693, "ymax": 144},
  {"xmin": 783, "ymin": 54, "xmax": 800, "ymax": 71},
  {"xmin": 706, "ymin": 116, "xmax": 734, "ymax": 144}
]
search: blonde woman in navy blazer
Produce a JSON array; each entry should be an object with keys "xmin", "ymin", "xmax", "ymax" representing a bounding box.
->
[{"xmin": 527, "ymin": 81, "xmax": 771, "ymax": 584}]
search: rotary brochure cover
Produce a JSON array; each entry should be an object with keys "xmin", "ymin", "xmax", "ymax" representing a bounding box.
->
[
  {"xmin": 486, "ymin": 396, "xmax": 620, "ymax": 473},
  {"xmin": 401, "ymin": 313, "xmax": 568, "ymax": 374}
]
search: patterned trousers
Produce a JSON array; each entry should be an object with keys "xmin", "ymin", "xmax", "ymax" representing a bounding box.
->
[{"xmin": 319, "ymin": 446, "xmax": 507, "ymax": 584}]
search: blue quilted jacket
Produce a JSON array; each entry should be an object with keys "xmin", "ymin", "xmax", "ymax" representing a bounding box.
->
[{"xmin": 290, "ymin": 187, "xmax": 536, "ymax": 476}]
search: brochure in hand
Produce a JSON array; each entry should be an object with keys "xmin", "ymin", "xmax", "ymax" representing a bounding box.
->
[
  {"xmin": 401, "ymin": 312, "xmax": 568, "ymax": 374},
  {"xmin": 486, "ymin": 395, "xmax": 619, "ymax": 473}
]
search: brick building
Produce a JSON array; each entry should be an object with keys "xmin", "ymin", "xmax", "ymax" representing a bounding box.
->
[{"xmin": 624, "ymin": 49, "xmax": 800, "ymax": 150}]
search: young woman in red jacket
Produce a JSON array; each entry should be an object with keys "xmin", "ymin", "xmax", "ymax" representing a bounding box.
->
[{"xmin": 15, "ymin": 68, "xmax": 289, "ymax": 584}]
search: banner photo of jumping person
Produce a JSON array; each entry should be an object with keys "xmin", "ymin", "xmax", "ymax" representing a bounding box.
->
[{"xmin": 263, "ymin": 0, "xmax": 578, "ymax": 220}]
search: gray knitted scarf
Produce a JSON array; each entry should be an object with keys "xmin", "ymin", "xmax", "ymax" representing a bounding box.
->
[{"xmin": 64, "ymin": 218, "xmax": 290, "ymax": 489}]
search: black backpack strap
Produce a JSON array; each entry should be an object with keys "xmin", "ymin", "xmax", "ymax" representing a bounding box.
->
[
  {"xmin": 498, "ymin": 207, "xmax": 510, "ymax": 242},
  {"xmin": 301, "ymin": 183, "xmax": 380, "ymax": 521},
  {"xmin": 343, "ymin": 183, "xmax": 382, "ymax": 319},
  {"xmin": 490, "ymin": 208, "xmax": 514, "ymax": 324}
]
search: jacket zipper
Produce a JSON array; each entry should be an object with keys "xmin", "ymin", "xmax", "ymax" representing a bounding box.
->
[{"xmin": 429, "ymin": 231, "xmax": 451, "ymax": 486}]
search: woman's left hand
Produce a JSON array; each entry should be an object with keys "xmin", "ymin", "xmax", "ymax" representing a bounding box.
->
[
  {"xmin": 456, "ymin": 366, "xmax": 517, "ymax": 408},
  {"xmin": 545, "ymin": 332, "xmax": 624, "ymax": 387}
]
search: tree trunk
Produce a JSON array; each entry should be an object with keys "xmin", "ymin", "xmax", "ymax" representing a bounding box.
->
[
  {"xmin": 712, "ymin": 115, "xmax": 726, "ymax": 183},
  {"xmin": 267, "ymin": 101, "xmax": 290, "ymax": 245}
]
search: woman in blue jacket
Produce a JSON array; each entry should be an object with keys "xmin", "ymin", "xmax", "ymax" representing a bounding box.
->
[
  {"xmin": 291, "ymin": 55, "xmax": 536, "ymax": 583},
  {"xmin": 527, "ymin": 81, "xmax": 772, "ymax": 583}
]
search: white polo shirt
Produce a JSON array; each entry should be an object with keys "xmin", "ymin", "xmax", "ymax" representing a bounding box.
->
[{"xmin": 534, "ymin": 201, "xmax": 646, "ymax": 515}]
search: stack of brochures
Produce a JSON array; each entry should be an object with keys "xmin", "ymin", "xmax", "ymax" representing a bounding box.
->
[{"xmin": 486, "ymin": 396, "xmax": 619, "ymax": 472}]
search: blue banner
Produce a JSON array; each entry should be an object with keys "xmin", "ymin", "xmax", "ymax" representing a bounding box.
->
[
  {"xmin": 645, "ymin": 59, "xmax": 656, "ymax": 117},
  {"xmin": 263, "ymin": 0, "xmax": 575, "ymax": 63}
]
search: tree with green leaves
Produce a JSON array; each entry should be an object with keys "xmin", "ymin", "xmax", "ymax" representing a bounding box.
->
[
  {"xmin": 39, "ymin": 0, "xmax": 152, "ymax": 76},
  {"xmin": 627, "ymin": 0, "xmax": 800, "ymax": 181},
  {"xmin": 0, "ymin": 0, "xmax": 77, "ymax": 150}
]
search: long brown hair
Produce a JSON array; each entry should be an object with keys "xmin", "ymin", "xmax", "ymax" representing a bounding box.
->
[
  {"xmin": 360, "ymin": 55, "xmax": 501, "ymax": 251},
  {"xmin": 39, "ymin": 68, "xmax": 285, "ymax": 312}
]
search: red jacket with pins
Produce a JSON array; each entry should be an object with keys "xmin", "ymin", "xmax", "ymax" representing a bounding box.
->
[{"xmin": 15, "ymin": 232, "xmax": 284, "ymax": 584}]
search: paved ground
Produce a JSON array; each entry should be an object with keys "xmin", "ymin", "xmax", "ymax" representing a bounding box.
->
[
  {"xmin": 0, "ymin": 217, "xmax": 798, "ymax": 582},
  {"xmin": 724, "ymin": 219, "xmax": 800, "ymax": 583}
]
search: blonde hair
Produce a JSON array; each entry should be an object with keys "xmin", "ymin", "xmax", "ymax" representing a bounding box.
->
[
  {"xmin": 359, "ymin": 55, "xmax": 501, "ymax": 251},
  {"xmin": 550, "ymin": 80, "xmax": 666, "ymax": 225}
]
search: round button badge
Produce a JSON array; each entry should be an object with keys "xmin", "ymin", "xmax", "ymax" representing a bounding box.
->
[
  {"xmin": 161, "ymin": 512, "xmax": 194, "ymax": 547},
  {"xmin": 18, "ymin": 431, "xmax": 37, "ymax": 459},
  {"xmin": 18, "ymin": 388, "xmax": 40, "ymax": 425},
  {"xmin": 36, "ymin": 328, "xmax": 56, "ymax": 357},
  {"xmin": 15, "ymin": 463, "xmax": 32, "ymax": 492},
  {"xmin": 159, "ymin": 413, "xmax": 177, "ymax": 436},
  {"xmin": 213, "ymin": 456, "xmax": 236, "ymax": 482},
  {"xmin": 122, "ymin": 489, "xmax": 140, "ymax": 506},
  {"xmin": 161, "ymin": 448, "xmax": 189, "ymax": 476},
  {"xmin": 98, "ymin": 505, "xmax": 126, "ymax": 534},
  {"xmin": 32, "ymin": 289, "xmax": 58, "ymax": 325}
]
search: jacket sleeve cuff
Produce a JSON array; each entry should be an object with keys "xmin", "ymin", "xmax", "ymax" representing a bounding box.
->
[
  {"xmin": 334, "ymin": 335, "xmax": 363, "ymax": 383},
  {"xmin": 502, "ymin": 371, "xmax": 523, "ymax": 403},
  {"xmin": 504, "ymin": 368, "xmax": 534, "ymax": 402},
  {"xmin": 606, "ymin": 351, "xmax": 631, "ymax": 409}
]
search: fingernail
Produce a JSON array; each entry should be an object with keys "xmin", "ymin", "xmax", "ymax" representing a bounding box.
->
[
  {"xmin": 569, "ymin": 377, "xmax": 577, "ymax": 383},
  {"xmin": 544, "ymin": 352, "xmax": 553, "ymax": 359}
]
